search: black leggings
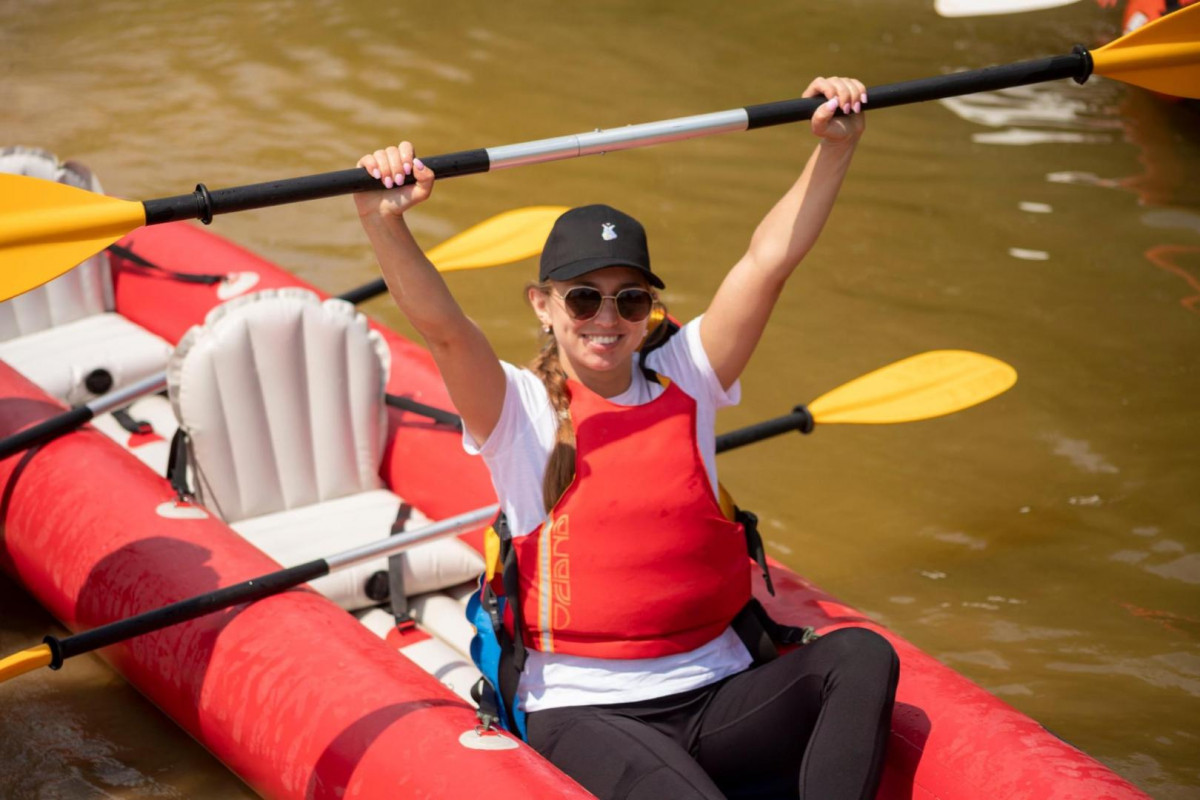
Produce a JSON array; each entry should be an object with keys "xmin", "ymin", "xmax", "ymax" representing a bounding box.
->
[{"xmin": 526, "ymin": 627, "xmax": 899, "ymax": 800}]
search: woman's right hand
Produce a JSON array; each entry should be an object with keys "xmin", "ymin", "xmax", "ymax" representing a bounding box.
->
[{"xmin": 354, "ymin": 141, "xmax": 435, "ymax": 219}]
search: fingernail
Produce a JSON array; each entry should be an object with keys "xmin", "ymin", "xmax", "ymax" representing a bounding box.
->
[
  {"xmin": 383, "ymin": 176, "xmax": 394, "ymax": 189},
  {"xmin": 825, "ymin": 97, "xmax": 838, "ymax": 110},
  {"xmin": 853, "ymin": 101, "xmax": 861, "ymax": 113},
  {"xmin": 414, "ymin": 158, "xmax": 425, "ymax": 172},
  {"xmin": 403, "ymin": 162, "xmax": 412, "ymax": 176},
  {"xmin": 372, "ymin": 168, "xmax": 381, "ymax": 179},
  {"xmin": 394, "ymin": 173, "xmax": 404, "ymax": 185},
  {"xmin": 862, "ymin": 93, "xmax": 869, "ymax": 104},
  {"xmin": 842, "ymin": 104, "xmax": 851, "ymax": 114}
]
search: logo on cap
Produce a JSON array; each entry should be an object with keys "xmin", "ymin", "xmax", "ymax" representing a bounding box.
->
[{"xmin": 601, "ymin": 222, "xmax": 617, "ymax": 241}]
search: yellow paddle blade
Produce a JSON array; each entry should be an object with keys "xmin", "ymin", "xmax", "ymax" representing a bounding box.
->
[
  {"xmin": 0, "ymin": 174, "xmax": 146, "ymax": 302},
  {"xmin": 808, "ymin": 350, "xmax": 1017, "ymax": 425},
  {"xmin": 1092, "ymin": 3, "xmax": 1200, "ymax": 99},
  {"xmin": 0, "ymin": 643, "xmax": 53, "ymax": 682},
  {"xmin": 427, "ymin": 205, "xmax": 567, "ymax": 272}
]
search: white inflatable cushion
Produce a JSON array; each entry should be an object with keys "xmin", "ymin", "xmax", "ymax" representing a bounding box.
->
[
  {"xmin": 0, "ymin": 312, "xmax": 171, "ymax": 404},
  {"xmin": 168, "ymin": 288, "xmax": 391, "ymax": 522},
  {"xmin": 0, "ymin": 147, "xmax": 114, "ymax": 339},
  {"xmin": 232, "ymin": 489, "xmax": 484, "ymax": 611}
]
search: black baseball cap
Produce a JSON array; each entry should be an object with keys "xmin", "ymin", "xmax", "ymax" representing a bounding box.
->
[{"xmin": 539, "ymin": 204, "xmax": 665, "ymax": 289}]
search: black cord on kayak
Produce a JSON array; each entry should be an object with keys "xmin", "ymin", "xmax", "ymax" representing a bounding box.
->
[
  {"xmin": 385, "ymin": 394, "xmax": 464, "ymax": 431},
  {"xmin": 108, "ymin": 243, "xmax": 225, "ymax": 285}
]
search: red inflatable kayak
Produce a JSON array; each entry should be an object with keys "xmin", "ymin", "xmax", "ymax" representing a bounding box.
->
[{"xmin": 0, "ymin": 220, "xmax": 1151, "ymax": 799}]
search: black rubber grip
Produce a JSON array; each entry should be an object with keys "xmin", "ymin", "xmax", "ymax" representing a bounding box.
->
[
  {"xmin": 143, "ymin": 149, "xmax": 492, "ymax": 224},
  {"xmin": 746, "ymin": 51, "xmax": 1091, "ymax": 130}
]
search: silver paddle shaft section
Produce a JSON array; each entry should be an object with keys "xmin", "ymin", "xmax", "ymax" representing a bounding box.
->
[
  {"xmin": 85, "ymin": 371, "xmax": 168, "ymax": 416},
  {"xmin": 325, "ymin": 503, "xmax": 499, "ymax": 571},
  {"xmin": 485, "ymin": 109, "xmax": 750, "ymax": 170}
]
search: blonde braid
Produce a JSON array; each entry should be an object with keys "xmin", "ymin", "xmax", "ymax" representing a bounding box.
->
[{"xmin": 530, "ymin": 329, "xmax": 577, "ymax": 513}]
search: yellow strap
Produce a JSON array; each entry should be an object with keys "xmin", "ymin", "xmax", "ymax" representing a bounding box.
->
[{"xmin": 484, "ymin": 526, "xmax": 501, "ymax": 582}]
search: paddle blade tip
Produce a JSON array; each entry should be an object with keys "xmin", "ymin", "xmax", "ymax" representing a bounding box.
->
[{"xmin": 808, "ymin": 350, "xmax": 1017, "ymax": 425}]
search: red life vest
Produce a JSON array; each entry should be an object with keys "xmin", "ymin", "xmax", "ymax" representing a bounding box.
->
[{"xmin": 510, "ymin": 376, "xmax": 752, "ymax": 659}]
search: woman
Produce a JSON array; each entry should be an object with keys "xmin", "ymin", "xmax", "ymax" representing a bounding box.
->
[{"xmin": 356, "ymin": 76, "xmax": 899, "ymax": 800}]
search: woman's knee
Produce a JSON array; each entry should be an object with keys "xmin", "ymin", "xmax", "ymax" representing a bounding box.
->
[{"xmin": 818, "ymin": 626, "xmax": 900, "ymax": 685}]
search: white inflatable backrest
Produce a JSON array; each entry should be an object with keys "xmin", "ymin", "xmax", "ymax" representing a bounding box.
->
[
  {"xmin": 168, "ymin": 288, "xmax": 392, "ymax": 522},
  {"xmin": 0, "ymin": 147, "xmax": 113, "ymax": 339}
]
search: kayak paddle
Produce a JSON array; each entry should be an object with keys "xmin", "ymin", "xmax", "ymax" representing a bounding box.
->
[
  {"xmin": 0, "ymin": 503, "xmax": 499, "ymax": 683},
  {"xmin": 0, "ymin": 205, "xmax": 565, "ymax": 462},
  {"xmin": 715, "ymin": 350, "xmax": 1017, "ymax": 452},
  {"xmin": 1, "ymin": 5, "xmax": 1197, "ymax": 301}
]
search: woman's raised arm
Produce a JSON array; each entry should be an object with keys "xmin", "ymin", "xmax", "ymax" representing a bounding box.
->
[
  {"xmin": 356, "ymin": 143, "xmax": 507, "ymax": 445},
  {"xmin": 700, "ymin": 76, "xmax": 867, "ymax": 391}
]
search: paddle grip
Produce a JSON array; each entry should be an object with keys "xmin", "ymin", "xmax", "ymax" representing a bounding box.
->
[
  {"xmin": 744, "ymin": 51, "xmax": 1092, "ymax": 129},
  {"xmin": 47, "ymin": 560, "xmax": 330, "ymax": 665},
  {"xmin": 715, "ymin": 406, "xmax": 814, "ymax": 454},
  {"xmin": 142, "ymin": 149, "xmax": 491, "ymax": 224},
  {"xmin": 0, "ymin": 406, "xmax": 93, "ymax": 461}
]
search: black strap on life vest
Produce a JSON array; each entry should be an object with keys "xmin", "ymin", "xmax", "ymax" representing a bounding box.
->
[
  {"xmin": 475, "ymin": 511, "xmax": 526, "ymax": 733},
  {"xmin": 736, "ymin": 507, "xmax": 775, "ymax": 597},
  {"xmin": 731, "ymin": 597, "xmax": 819, "ymax": 667}
]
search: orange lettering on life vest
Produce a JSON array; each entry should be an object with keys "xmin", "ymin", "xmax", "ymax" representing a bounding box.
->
[{"xmin": 550, "ymin": 514, "xmax": 570, "ymax": 629}]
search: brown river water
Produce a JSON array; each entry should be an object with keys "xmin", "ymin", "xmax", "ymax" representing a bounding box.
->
[{"xmin": 2, "ymin": 0, "xmax": 1198, "ymax": 797}]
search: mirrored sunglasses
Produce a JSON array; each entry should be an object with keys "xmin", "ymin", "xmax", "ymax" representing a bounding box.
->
[{"xmin": 556, "ymin": 286, "xmax": 654, "ymax": 323}]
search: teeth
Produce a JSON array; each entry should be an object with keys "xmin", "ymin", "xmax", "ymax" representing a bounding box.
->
[{"xmin": 586, "ymin": 335, "xmax": 619, "ymax": 345}]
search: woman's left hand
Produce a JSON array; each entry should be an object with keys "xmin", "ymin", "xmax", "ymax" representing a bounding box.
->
[{"xmin": 804, "ymin": 76, "xmax": 867, "ymax": 144}]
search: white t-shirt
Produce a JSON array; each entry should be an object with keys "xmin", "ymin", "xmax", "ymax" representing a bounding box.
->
[{"xmin": 463, "ymin": 317, "xmax": 753, "ymax": 712}]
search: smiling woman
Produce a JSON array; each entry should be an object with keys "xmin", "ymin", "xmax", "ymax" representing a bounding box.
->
[{"xmin": 349, "ymin": 74, "xmax": 896, "ymax": 800}]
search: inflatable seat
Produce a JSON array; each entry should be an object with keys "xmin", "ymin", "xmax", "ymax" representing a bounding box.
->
[
  {"xmin": 0, "ymin": 147, "xmax": 172, "ymax": 404},
  {"xmin": 166, "ymin": 288, "xmax": 484, "ymax": 614}
]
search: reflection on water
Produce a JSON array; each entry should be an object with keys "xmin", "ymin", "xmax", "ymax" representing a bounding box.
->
[{"xmin": 2, "ymin": 0, "xmax": 1199, "ymax": 797}]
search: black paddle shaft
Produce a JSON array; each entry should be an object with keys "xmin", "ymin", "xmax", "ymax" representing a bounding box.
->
[
  {"xmin": 744, "ymin": 50, "xmax": 1092, "ymax": 127},
  {"xmin": 43, "ymin": 560, "xmax": 328, "ymax": 668},
  {"xmin": 139, "ymin": 50, "xmax": 1092, "ymax": 227},
  {"xmin": 0, "ymin": 406, "xmax": 93, "ymax": 461},
  {"xmin": 716, "ymin": 407, "xmax": 815, "ymax": 454}
]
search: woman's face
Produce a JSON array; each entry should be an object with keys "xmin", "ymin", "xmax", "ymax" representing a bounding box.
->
[{"xmin": 530, "ymin": 266, "xmax": 653, "ymax": 390}]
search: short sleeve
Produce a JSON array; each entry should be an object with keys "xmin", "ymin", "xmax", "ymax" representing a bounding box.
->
[{"xmin": 644, "ymin": 316, "xmax": 741, "ymax": 410}]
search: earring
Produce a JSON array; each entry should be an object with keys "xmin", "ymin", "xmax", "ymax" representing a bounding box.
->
[{"xmin": 542, "ymin": 324, "xmax": 552, "ymax": 334}]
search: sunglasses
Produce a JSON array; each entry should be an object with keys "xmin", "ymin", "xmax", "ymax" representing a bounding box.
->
[{"xmin": 554, "ymin": 286, "xmax": 655, "ymax": 323}]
